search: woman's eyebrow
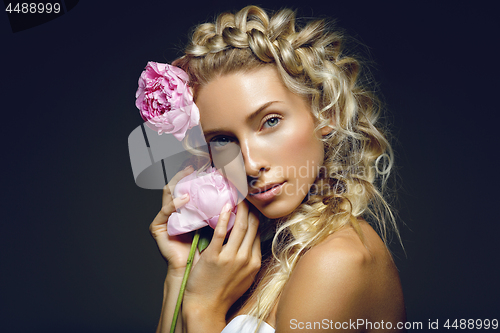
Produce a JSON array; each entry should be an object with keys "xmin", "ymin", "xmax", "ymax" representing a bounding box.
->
[
  {"xmin": 203, "ymin": 101, "xmax": 281, "ymax": 138},
  {"xmin": 246, "ymin": 101, "xmax": 280, "ymax": 123}
]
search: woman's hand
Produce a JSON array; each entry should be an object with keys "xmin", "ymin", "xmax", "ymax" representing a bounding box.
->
[
  {"xmin": 182, "ymin": 200, "xmax": 262, "ymax": 325},
  {"xmin": 150, "ymin": 165, "xmax": 261, "ymax": 332},
  {"xmin": 149, "ymin": 166, "xmax": 198, "ymax": 278}
]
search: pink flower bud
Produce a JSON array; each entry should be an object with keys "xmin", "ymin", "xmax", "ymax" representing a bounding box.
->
[{"xmin": 167, "ymin": 167, "xmax": 238, "ymax": 236}]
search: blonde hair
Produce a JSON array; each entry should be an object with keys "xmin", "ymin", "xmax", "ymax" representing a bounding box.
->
[{"xmin": 173, "ymin": 5, "xmax": 400, "ymax": 326}]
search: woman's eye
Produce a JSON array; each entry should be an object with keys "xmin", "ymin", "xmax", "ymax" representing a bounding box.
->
[
  {"xmin": 263, "ymin": 116, "xmax": 280, "ymax": 129},
  {"xmin": 210, "ymin": 136, "xmax": 232, "ymax": 147}
]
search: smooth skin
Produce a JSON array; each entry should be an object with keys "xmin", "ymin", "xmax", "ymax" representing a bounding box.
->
[
  {"xmin": 151, "ymin": 66, "xmax": 405, "ymax": 332},
  {"xmin": 198, "ymin": 67, "xmax": 329, "ymax": 220}
]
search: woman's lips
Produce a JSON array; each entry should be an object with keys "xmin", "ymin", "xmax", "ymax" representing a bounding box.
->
[{"xmin": 249, "ymin": 182, "xmax": 285, "ymax": 201}]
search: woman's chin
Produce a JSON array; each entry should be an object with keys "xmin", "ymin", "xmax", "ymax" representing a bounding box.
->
[{"xmin": 248, "ymin": 199, "xmax": 297, "ymax": 220}]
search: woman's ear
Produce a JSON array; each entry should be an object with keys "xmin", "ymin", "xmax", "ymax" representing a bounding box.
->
[
  {"xmin": 320, "ymin": 115, "xmax": 336, "ymax": 136},
  {"xmin": 320, "ymin": 124, "xmax": 334, "ymax": 136},
  {"xmin": 317, "ymin": 112, "xmax": 335, "ymax": 137}
]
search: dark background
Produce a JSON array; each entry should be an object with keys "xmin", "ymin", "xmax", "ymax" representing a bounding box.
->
[{"xmin": 1, "ymin": 0, "xmax": 498, "ymax": 332}]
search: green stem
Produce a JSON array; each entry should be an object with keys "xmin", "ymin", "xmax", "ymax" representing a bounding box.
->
[{"xmin": 170, "ymin": 229, "xmax": 200, "ymax": 333}]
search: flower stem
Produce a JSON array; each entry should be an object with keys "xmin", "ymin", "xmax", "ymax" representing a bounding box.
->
[{"xmin": 170, "ymin": 229, "xmax": 200, "ymax": 333}]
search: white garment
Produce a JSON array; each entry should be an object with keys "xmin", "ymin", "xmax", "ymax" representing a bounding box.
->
[{"xmin": 221, "ymin": 315, "xmax": 275, "ymax": 333}]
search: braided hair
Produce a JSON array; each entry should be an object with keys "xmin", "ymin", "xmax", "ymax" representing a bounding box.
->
[{"xmin": 173, "ymin": 5, "xmax": 399, "ymax": 324}]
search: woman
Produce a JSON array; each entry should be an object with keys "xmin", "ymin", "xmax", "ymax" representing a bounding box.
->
[{"xmin": 148, "ymin": 5, "xmax": 405, "ymax": 332}]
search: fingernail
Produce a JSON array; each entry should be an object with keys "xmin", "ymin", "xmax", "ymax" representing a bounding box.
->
[
  {"xmin": 221, "ymin": 203, "xmax": 232, "ymax": 214},
  {"xmin": 181, "ymin": 193, "xmax": 189, "ymax": 199}
]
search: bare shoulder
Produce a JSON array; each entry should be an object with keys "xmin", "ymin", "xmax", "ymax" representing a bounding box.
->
[
  {"xmin": 275, "ymin": 220, "xmax": 406, "ymax": 332},
  {"xmin": 306, "ymin": 219, "xmax": 397, "ymax": 276}
]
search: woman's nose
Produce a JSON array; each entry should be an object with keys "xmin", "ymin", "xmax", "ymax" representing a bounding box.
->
[{"xmin": 240, "ymin": 139, "xmax": 270, "ymax": 178}]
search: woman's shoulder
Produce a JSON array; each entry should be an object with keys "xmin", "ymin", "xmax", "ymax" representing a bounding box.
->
[
  {"xmin": 285, "ymin": 220, "xmax": 392, "ymax": 298},
  {"xmin": 275, "ymin": 219, "xmax": 405, "ymax": 331},
  {"xmin": 306, "ymin": 219, "xmax": 392, "ymax": 271}
]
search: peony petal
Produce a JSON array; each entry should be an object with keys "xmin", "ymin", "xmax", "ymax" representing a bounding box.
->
[
  {"xmin": 155, "ymin": 62, "xmax": 167, "ymax": 73},
  {"xmin": 194, "ymin": 184, "xmax": 220, "ymax": 217},
  {"xmin": 207, "ymin": 211, "xmax": 236, "ymax": 232},
  {"xmin": 189, "ymin": 104, "xmax": 200, "ymax": 126},
  {"xmin": 168, "ymin": 65, "xmax": 189, "ymax": 82},
  {"xmin": 167, "ymin": 212, "xmax": 208, "ymax": 236}
]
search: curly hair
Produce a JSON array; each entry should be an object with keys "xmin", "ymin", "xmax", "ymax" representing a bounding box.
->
[{"xmin": 173, "ymin": 5, "xmax": 400, "ymax": 326}]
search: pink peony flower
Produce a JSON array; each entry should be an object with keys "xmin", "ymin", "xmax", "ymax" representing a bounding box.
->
[
  {"xmin": 135, "ymin": 62, "xmax": 200, "ymax": 140},
  {"xmin": 167, "ymin": 167, "xmax": 239, "ymax": 236}
]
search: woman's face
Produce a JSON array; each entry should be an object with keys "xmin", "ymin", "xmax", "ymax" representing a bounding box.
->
[{"xmin": 196, "ymin": 66, "xmax": 329, "ymax": 218}]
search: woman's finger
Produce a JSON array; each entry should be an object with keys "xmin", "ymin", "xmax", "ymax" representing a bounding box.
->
[
  {"xmin": 224, "ymin": 201, "xmax": 250, "ymax": 252},
  {"xmin": 205, "ymin": 203, "xmax": 232, "ymax": 253},
  {"xmin": 151, "ymin": 194, "xmax": 190, "ymax": 230},
  {"xmin": 237, "ymin": 207, "xmax": 260, "ymax": 256},
  {"xmin": 162, "ymin": 165, "xmax": 194, "ymax": 206},
  {"xmin": 251, "ymin": 231, "xmax": 262, "ymax": 264}
]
